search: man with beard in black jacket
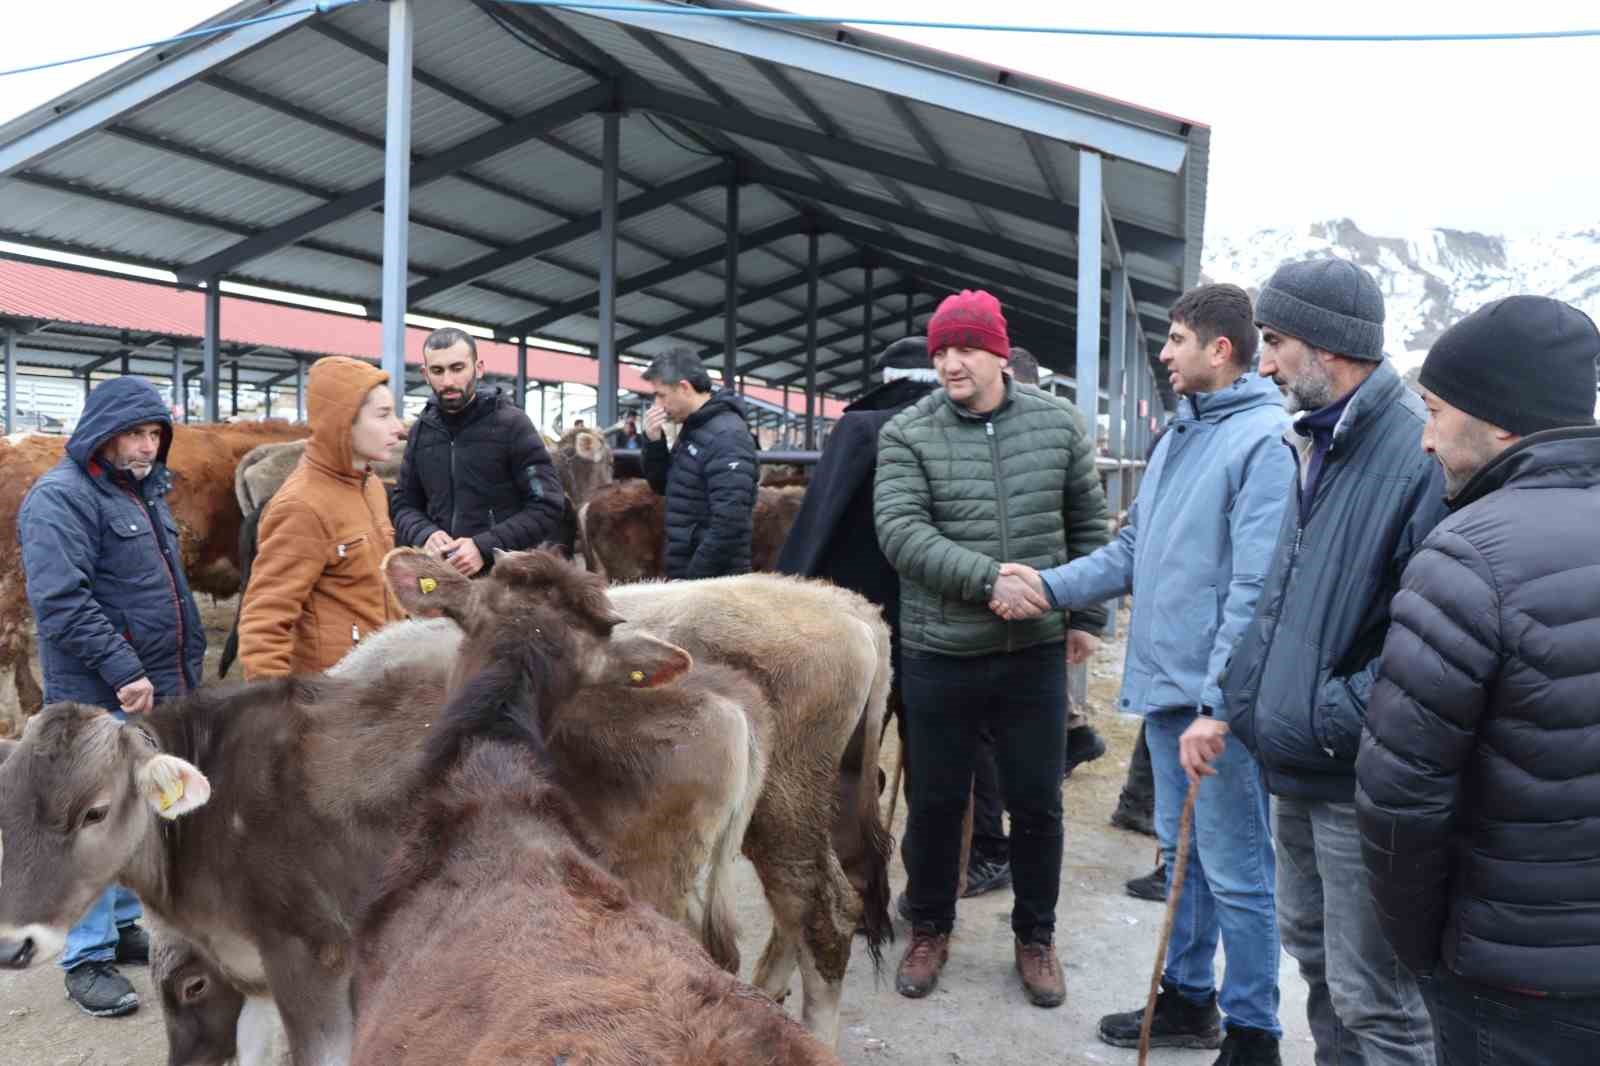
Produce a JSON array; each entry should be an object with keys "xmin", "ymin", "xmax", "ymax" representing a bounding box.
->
[
  {"xmin": 1356, "ymin": 296, "xmax": 1600, "ymax": 1065},
  {"xmin": 641, "ymin": 347, "xmax": 758, "ymax": 579},
  {"xmin": 391, "ymin": 328, "xmax": 564, "ymax": 576}
]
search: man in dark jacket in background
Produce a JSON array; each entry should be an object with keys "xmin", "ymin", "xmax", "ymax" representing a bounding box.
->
[
  {"xmin": 1209, "ymin": 259, "xmax": 1446, "ymax": 1066},
  {"xmin": 641, "ymin": 347, "xmax": 758, "ymax": 580},
  {"xmin": 391, "ymin": 328, "xmax": 564, "ymax": 576},
  {"xmin": 1356, "ymin": 296, "xmax": 1600, "ymax": 1065},
  {"xmin": 19, "ymin": 376, "xmax": 206, "ymax": 1017}
]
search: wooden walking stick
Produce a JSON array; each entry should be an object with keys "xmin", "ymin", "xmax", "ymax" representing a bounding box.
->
[{"xmin": 1138, "ymin": 778, "xmax": 1200, "ymax": 1066}]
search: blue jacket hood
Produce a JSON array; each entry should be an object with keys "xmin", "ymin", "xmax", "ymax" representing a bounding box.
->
[
  {"xmin": 1181, "ymin": 370, "xmax": 1287, "ymax": 423},
  {"xmin": 67, "ymin": 376, "xmax": 174, "ymax": 470}
]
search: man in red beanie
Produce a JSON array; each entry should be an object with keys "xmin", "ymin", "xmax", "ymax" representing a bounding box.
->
[{"xmin": 874, "ymin": 289, "xmax": 1109, "ymax": 1007}]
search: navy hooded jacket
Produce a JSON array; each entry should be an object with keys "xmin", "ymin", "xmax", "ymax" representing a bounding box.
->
[{"xmin": 19, "ymin": 377, "xmax": 206, "ymax": 708}]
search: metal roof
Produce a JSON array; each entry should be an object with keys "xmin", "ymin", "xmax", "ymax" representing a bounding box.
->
[{"xmin": 0, "ymin": 0, "xmax": 1207, "ymax": 410}]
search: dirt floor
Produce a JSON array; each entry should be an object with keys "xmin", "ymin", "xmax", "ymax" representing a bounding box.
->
[{"xmin": 1, "ymin": 601, "xmax": 1317, "ymax": 1065}]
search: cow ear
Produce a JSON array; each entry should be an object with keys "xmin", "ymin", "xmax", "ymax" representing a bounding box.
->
[
  {"xmin": 608, "ymin": 632, "xmax": 693, "ymax": 689},
  {"xmin": 384, "ymin": 549, "xmax": 471, "ymax": 620},
  {"xmin": 137, "ymin": 754, "xmax": 211, "ymax": 820}
]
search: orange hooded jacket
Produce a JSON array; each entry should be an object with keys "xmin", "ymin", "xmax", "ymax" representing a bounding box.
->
[{"xmin": 238, "ymin": 357, "xmax": 401, "ymax": 679}]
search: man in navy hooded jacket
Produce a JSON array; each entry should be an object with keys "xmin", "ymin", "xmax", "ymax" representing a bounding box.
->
[{"xmin": 19, "ymin": 376, "xmax": 205, "ymax": 1017}]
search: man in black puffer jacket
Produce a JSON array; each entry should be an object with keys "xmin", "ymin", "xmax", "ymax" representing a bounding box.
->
[
  {"xmin": 1357, "ymin": 296, "xmax": 1600, "ymax": 1064},
  {"xmin": 391, "ymin": 328, "xmax": 564, "ymax": 576},
  {"xmin": 640, "ymin": 347, "xmax": 757, "ymax": 580}
]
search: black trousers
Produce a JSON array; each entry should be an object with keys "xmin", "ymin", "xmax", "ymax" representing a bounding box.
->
[
  {"xmin": 901, "ymin": 642, "xmax": 1067, "ymax": 940},
  {"xmin": 1427, "ymin": 970, "xmax": 1600, "ymax": 1066}
]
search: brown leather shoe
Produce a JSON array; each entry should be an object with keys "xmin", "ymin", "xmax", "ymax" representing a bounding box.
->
[
  {"xmin": 1015, "ymin": 937, "xmax": 1066, "ymax": 1008},
  {"xmin": 895, "ymin": 925, "xmax": 950, "ymax": 999}
]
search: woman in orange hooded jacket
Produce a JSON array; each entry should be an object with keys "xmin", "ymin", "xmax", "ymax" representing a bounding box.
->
[{"xmin": 238, "ymin": 356, "xmax": 406, "ymax": 678}]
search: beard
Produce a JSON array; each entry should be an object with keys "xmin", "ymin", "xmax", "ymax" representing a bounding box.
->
[
  {"xmin": 1281, "ymin": 360, "xmax": 1336, "ymax": 415},
  {"xmin": 436, "ymin": 373, "xmax": 477, "ymax": 413}
]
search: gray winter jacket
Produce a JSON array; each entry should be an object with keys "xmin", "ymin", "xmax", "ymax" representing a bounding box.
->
[
  {"xmin": 1220, "ymin": 360, "xmax": 1448, "ymax": 802},
  {"xmin": 1040, "ymin": 372, "xmax": 1293, "ymax": 714}
]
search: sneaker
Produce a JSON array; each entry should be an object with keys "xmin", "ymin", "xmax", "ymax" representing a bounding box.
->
[
  {"xmin": 1014, "ymin": 936, "xmax": 1066, "ymax": 1008},
  {"xmin": 64, "ymin": 961, "xmax": 139, "ymax": 1018},
  {"xmin": 895, "ymin": 924, "xmax": 950, "ymax": 999},
  {"xmin": 1, "ymin": 935, "xmax": 35, "ymax": 970},
  {"xmin": 1110, "ymin": 795, "xmax": 1157, "ymax": 837},
  {"xmin": 115, "ymin": 923, "xmax": 149, "ymax": 966},
  {"xmin": 1062, "ymin": 726, "xmax": 1108, "ymax": 779},
  {"xmin": 1125, "ymin": 863, "xmax": 1168, "ymax": 902},
  {"xmin": 961, "ymin": 857, "xmax": 1012, "ymax": 898},
  {"xmin": 1098, "ymin": 981, "xmax": 1224, "ymax": 1049},
  {"xmin": 1212, "ymin": 1025, "xmax": 1282, "ymax": 1065}
]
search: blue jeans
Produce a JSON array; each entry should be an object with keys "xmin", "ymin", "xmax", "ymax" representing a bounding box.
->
[
  {"xmin": 59, "ymin": 707, "xmax": 141, "ymax": 972},
  {"xmin": 1146, "ymin": 708, "xmax": 1281, "ymax": 1036},
  {"xmin": 1426, "ymin": 970, "xmax": 1600, "ymax": 1066},
  {"xmin": 1277, "ymin": 798, "xmax": 1435, "ymax": 1066}
]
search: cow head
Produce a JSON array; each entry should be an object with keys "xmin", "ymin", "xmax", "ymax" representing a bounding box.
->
[
  {"xmin": 0, "ymin": 705, "xmax": 210, "ymax": 964},
  {"xmin": 553, "ymin": 425, "xmax": 615, "ymax": 509},
  {"xmin": 153, "ymin": 926, "xmax": 247, "ymax": 1066},
  {"xmin": 384, "ymin": 548, "xmax": 692, "ymax": 695}
]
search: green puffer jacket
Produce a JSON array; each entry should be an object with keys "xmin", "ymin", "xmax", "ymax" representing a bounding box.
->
[{"xmin": 874, "ymin": 379, "xmax": 1110, "ymax": 657}]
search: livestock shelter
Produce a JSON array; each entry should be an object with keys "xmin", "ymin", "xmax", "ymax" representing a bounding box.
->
[{"xmin": 0, "ymin": 0, "xmax": 1208, "ymax": 511}]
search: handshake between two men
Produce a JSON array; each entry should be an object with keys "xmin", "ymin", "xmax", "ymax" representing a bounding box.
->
[{"xmin": 990, "ymin": 563, "xmax": 1098, "ymax": 666}]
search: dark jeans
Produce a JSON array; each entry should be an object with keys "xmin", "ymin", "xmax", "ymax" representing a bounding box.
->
[
  {"xmin": 1119, "ymin": 718, "xmax": 1155, "ymax": 811},
  {"xmin": 902, "ymin": 642, "xmax": 1067, "ymax": 941},
  {"xmin": 1427, "ymin": 971, "xmax": 1600, "ymax": 1066},
  {"xmin": 971, "ymin": 732, "xmax": 1008, "ymax": 865}
]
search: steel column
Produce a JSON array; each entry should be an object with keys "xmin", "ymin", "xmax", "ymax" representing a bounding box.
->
[
  {"xmin": 2, "ymin": 331, "xmax": 14, "ymax": 434},
  {"xmin": 296, "ymin": 358, "xmax": 307, "ymax": 422},
  {"xmin": 170, "ymin": 348, "xmax": 184, "ymax": 421},
  {"xmin": 264, "ymin": 386, "xmax": 273, "ymax": 419},
  {"xmin": 596, "ymin": 111, "xmax": 620, "ymax": 429},
  {"xmin": 1102, "ymin": 268, "xmax": 1129, "ymax": 637},
  {"xmin": 515, "ymin": 336, "xmax": 528, "ymax": 413},
  {"xmin": 859, "ymin": 264, "xmax": 875, "ymax": 393},
  {"xmin": 723, "ymin": 180, "xmax": 740, "ymax": 391},
  {"xmin": 202, "ymin": 282, "xmax": 221, "ymax": 422},
  {"xmin": 1076, "ymin": 151, "xmax": 1103, "ymax": 452},
  {"xmin": 804, "ymin": 231, "xmax": 819, "ymax": 450},
  {"xmin": 379, "ymin": 0, "xmax": 415, "ymax": 399},
  {"xmin": 230, "ymin": 358, "xmax": 239, "ymax": 417}
]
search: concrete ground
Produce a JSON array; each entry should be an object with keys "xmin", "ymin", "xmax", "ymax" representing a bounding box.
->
[{"xmin": 1, "ymin": 602, "xmax": 1318, "ymax": 1065}]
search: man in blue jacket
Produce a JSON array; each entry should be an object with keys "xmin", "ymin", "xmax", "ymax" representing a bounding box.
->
[
  {"xmin": 19, "ymin": 376, "xmax": 206, "ymax": 1017},
  {"xmin": 998, "ymin": 284, "xmax": 1294, "ymax": 1064},
  {"xmin": 1212, "ymin": 260, "xmax": 1447, "ymax": 1066}
]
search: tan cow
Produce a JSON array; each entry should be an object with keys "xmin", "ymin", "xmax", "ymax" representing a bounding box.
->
[
  {"xmin": 579, "ymin": 480, "xmax": 806, "ymax": 582},
  {"xmin": 0, "ymin": 420, "xmax": 309, "ymax": 732},
  {"xmin": 347, "ymin": 566, "xmax": 839, "ymax": 1066},
  {"xmin": 233, "ymin": 438, "xmax": 402, "ymax": 518}
]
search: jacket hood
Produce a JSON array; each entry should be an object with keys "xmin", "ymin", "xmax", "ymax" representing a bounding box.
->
[
  {"xmin": 686, "ymin": 389, "xmax": 750, "ymax": 429},
  {"xmin": 1183, "ymin": 371, "xmax": 1287, "ymax": 422},
  {"xmin": 847, "ymin": 377, "xmax": 937, "ymax": 414},
  {"xmin": 305, "ymin": 356, "xmax": 390, "ymax": 475},
  {"xmin": 1450, "ymin": 424, "xmax": 1600, "ymax": 511},
  {"xmin": 67, "ymin": 376, "xmax": 174, "ymax": 470}
]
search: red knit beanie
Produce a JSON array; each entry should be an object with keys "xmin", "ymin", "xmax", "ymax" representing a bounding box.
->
[{"xmin": 926, "ymin": 290, "xmax": 1010, "ymax": 360}]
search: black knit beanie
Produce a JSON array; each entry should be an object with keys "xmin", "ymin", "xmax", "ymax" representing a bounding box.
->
[
  {"xmin": 875, "ymin": 336, "xmax": 929, "ymax": 372},
  {"xmin": 1419, "ymin": 295, "xmax": 1599, "ymax": 436}
]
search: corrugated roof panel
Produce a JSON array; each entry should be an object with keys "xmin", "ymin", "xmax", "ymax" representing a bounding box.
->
[
  {"xmin": 33, "ymin": 133, "xmax": 317, "ymax": 231},
  {"xmin": 621, "ymin": 31, "xmax": 828, "ymax": 134},
  {"xmin": 770, "ymin": 64, "xmax": 926, "ymax": 153},
  {"xmin": 555, "ymin": 112, "xmax": 710, "ymax": 188},
  {"xmin": 242, "ymin": 244, "xmax": 386, "ymax": 300},
  {"xmin": 614, "ymin": 290, "xmax": 694, "ymax": 326},
  {"xmin": 476, "ymin": 255, "xmax": 593, "ymax": 304},
  {"xmin": 0, "ymin": 179, "xmax": 239, "ymax": 265},
  {"xmin": 617, "ymin": 198, "xmax": 725, "ymax": 260},
  {"xmin": 1104, "ymin": 156, "xmax": 1183, "ymax": 238},
  {"xmin": 314, "ymin": 211, "xmax": 491, "ymax": 274},
  {"xmin": 468, "ymin": 126, "xmax": 599, "ymax": 216},
  {"xmin": 541, "ymin": 16, "xmax": 726, "ymax": 107},
  {"xmin": 410, "ymin": 175, "xmax": 567, "ymax": 240},
  {"xmin": 423, "ymin": 283, "xmax": 544, "ymax": 328},
  {"xmin": 890, "ymin": 99, "xmax": 1052, "ymax": 203}
]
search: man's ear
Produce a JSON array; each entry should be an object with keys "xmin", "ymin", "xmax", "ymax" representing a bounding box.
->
[
  {"xmin": 606, "ymin": 632, "xmax": 693, "ymax": 689},
  {"xmin": 384, "ymin": 549, "xmax": 473, "ymax": 620},
  {"xmin": 137, "ymin": 754, "xmax": 210, "ymax": 820}
]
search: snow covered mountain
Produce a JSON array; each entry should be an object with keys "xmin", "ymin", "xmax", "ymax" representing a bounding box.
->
[{"xmin": 1202, "ymin": 219, "xmax": 1600, "ymax": 382}]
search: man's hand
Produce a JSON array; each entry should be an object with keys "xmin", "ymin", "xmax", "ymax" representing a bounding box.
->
[
  {"xmin": 643, "ymin": 405, "xmax": 668, "ymax": 442},
  {"xmin": 1067, "ymin": 630, "xmax": 1100, "ymax": 665},
  {"xmin": 1179, "ymin": 716, "xmax": 1230, "ymax": 785},
  {"xmin": 989, "ymin": 569, "xmax": 1050, "ymax": 620},
  {"xmin": 423, "ymin": 530, "xmax": 454, "ymax": 556},
  {"xmin": 117, "ymin": 677, "xmax": 155, "ymax": 715},
  {"xmin": 445, "ymin": 537, "xmax": 485, "ymax": 576}
]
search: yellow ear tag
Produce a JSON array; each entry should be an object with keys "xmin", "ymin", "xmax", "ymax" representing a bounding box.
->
[
  {"xmin": 158, "ymin": 775, "xmax": 185, "ymax": 813},
  {"xmin": 419, "ymin": 577, "xmax": 438, "ymax": 594},
  {"xmin": 629, "ymin": 670, "xmax": 646, "ymax": 686}
]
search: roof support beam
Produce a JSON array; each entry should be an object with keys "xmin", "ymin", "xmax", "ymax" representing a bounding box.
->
[
  {"xmin": 766, "ymin": 299, "xmax": 944, "ymax": 385},
  {"xmin": 596, "ymin": 111, "xmax": 620, "ymax": 430},
  {"xmin": 380, "ymin": 0, "xmax": 416, "ymax": 401},
  {"xmin": 803, "ymin": 232, "xmax": 818, "ymax": 449},
  {"xmin": 408, "ymin": 161, "xmax": 732, "ymax": 305},
  {"xmin": 721, "ymin": 181, "xmax": 740, "ymax": 388},
  {"xmin": 711, "ymin": 280, "xmax": 913, "ymax": 365},
  {"xmin": 1076, "ymin": 151, "xmax": 1103, "ymax": 428},
  {"xmin": 177, "ymin": 82, "xmax": 613, "ymax": 284},
  {"xmin": 627, "ymin": 85, "xmax": 1187, "ymax": 267}
]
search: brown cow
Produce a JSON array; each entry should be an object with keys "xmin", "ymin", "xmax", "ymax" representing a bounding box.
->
[
  {"xmin": 151, "ymin": 924, "xmax": 283, "ymax": 1066},
  {"xmin": 347, "ymin": 567, "xmax": 839, "ymax": 1066},
  {"xmin": 580, "ymin": 480, "xmax": 805, "ymax": 582},
  {"xmin": 0, "ymin": 420, "xmax": 309, "ymax": 731}
]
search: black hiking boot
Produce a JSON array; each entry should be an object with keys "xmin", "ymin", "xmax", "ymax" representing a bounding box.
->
[
  {"xmin": 1212, "ymin": 1025, "xmax": 1283, "ymax": 1065},
  {"xmin": 961, "ymin": 857, "xmax": 1012, "ymax": 898},
  {"xmin": 1110, "ymin": 793, "xmax": 1157, "ymax": 836},
  {"xmin": 0, "ymin": 936, "xmax": 35, "ymax": 970},
  {"xmin": 1062, "ymin": 726, "xmax": 1108, "ymax": 779},
  {"xmin": 1125, "ymin": 862, "xmax": 1168, "ymax": 902},
  {"xmin": 1098, "ymin": 981, "xmax": 1224, "ymax": 1049},
  {"xmin": 64, "ymin": 961, "xmax": 139, "ymax": 1018},
  {"xmin": 115, "ymin": 923, "xmax": 149, "ymax": 966}
]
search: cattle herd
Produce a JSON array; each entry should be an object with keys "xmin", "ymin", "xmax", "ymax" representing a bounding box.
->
[{"xmin": 0, "ymin": 420, "xmax": 901, "ymax": 1066}]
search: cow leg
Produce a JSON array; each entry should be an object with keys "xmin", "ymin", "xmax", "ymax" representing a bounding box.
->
[
  {"xmin": 261, "ymin": 941, "xmax": 353, "ymax": 1066},
  {"xmin": 747, "ymin": 834, "xmax": 856, "ymax": 1044}
]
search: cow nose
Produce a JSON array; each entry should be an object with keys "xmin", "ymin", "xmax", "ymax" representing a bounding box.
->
[{"xmin": 0, "ymin": 936, "xmax": 34, "ymax": 969}]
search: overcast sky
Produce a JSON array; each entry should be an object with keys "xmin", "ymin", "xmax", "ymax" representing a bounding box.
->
[{"xmin": 3, "ymin": 0, "xmax": 1597, "ymax": 243}]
